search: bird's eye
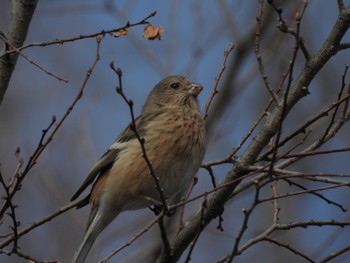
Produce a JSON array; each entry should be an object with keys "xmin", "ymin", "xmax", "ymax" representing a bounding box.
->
[{"xmin": 170, "ymin": 82, "xmax": 180, "ymax": 89}]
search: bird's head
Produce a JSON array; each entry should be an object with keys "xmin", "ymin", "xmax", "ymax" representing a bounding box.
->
[{"xmin": 143, "ymin": 75, "xmax": 203, "ymax": 112}]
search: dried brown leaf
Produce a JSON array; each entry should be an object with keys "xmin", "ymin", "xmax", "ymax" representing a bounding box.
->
[
  {"xmin": 143, "ymin": 24, "xmax": 164, "ymax": 40},
  {"xmin": 114, "ymin": 28, "xmax": 128, "ymax": 37}
]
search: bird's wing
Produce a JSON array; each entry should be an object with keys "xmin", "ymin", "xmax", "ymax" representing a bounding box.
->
[
  {"xmin": 71, "ymin": 115, "xmax": 147, "ymax": 203},
  {"xmin": 71, "ymin": 148, "xmax": 120, "ymax": 202},
  {"xmin": 115, "ymin": 114, "xmax": 149, "ymax": 143}
]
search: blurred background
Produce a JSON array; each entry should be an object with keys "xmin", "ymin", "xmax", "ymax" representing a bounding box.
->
[{"xmin": 1, "ymin": 0, "xmax": 350, "ymax": 262}]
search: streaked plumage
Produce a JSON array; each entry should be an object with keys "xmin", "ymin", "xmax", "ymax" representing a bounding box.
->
[{"xmin": 71, "ymin": 75, "xmax": 206, "ymax": 263}]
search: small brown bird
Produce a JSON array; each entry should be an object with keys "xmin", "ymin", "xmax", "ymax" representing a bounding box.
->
[{"xmin": 71, "ymin": 75, "xmax": 206, "ymax": 263}]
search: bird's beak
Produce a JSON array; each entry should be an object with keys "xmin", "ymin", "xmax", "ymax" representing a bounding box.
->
[{"xmin": 187, "ymin": 83, "xmax": 203, "ymax": 97}]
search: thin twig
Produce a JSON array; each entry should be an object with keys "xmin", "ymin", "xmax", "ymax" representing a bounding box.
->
[
  {"xmin": 295, "ymin": 0, "xmax": 310, "ymax": 60},
  {"xmin": 236, "ymin": 219, "xmax": 350, "ymax": 257},
  {"xmin": 10, "ymin": 250, "xmax": 50, "ymax": 263},
  {"xmin": 202, "ymin": 103, "xmax": 270, "ymax": 168},
  {"xmin": 282, "ymin": 146, "xmax": 350, "ymax": 158},
  {"xmin": 0, "ymin": 33, "xmax": 68, "ymax": 82},
  {"xmin": 271, "ymin": 180, "xmax": 280, "ymax": 224},
  {"xmin": 319, "ymin": 244, "xmax": 350, "ymax": 263},
  {"xmin": 109, "ymin": 63, "xmax": 168, "ymax": 211},
  {"xmin": 176, "ymin": 176, "xmax": 198, "ymax": 236},
  {"xmin": 341, "ymin": 72, "xmax": 350, "ymax": 118},
  {"xmin": 227, "ymin": 184, "xmax": 260, "ymax": 263},
  {"xmin": 259, "ymin": 182, "xmax": 350, "ymax": 204},
  {"xmin": 8, "ymin": 148, "xmax": 23, "ymax": 191},
  {"xmin": 184, "ymin": 194, "xmax": 207, "ymax": 263},
  {"xmin": 268, "ymin": 0, "xmax": 310, "ymax": 60},
  {"xmin": 255, "ymin": 0, "xmax": 279, "ymax": 102},
  {"xmin": 230, "ymin": 165, "xmax": 349, "ymax": 213},
  {"xmin": 1, "ymin": 11, "xmax": 157, "ymax": 57},
  {"xmin": 248, "ymin": 165, "xmax": 350, "ymax": 182},
  {"xmin": 0, "ymin": 199, "xmax": 82, "ymax": 249},
  {"xmin": 0, "ymin": 37, "xmax": 102, "ymax": 222},
  {"xmin": 99, "ymin": 216, "xmax": 160, "ymax": 263},
  {"xmin": 265, "ymin": 20, "xmax": 301, "ymax": 200},
  {"xmin": 0, "ymin": 116, "xmax": 55, "ymax": 221},
  {"xmin": 320, "ymin": 65, "xmax": 348, "ymax": 141},
  {"xmin": 257, "ymin": 93, "xmax": 350, "ymax": 162},
  {"xmin": 0, "ymin": 168, "xmax": 19, "ymax": 253},
  {"xmin": 275, "ymin": 129, "xmax": 311, "ymax": 160},
  {"xmin": 264, "ymin": 237, "xmax": 315, "ymax": 262},
  {"xmin": 204, "ymin": 43, "xmax": 234, "ymax": 120},
  {"xmin": 109, "ymin": 64, "xmax": 171, "ymax": 257},
  {"xmin": 278, "ymin": 111, "xmax": 350, "ymax": 169},
  {"xmin": 282, "ymin": 178, "xmax": 347, "ymax": 212}
]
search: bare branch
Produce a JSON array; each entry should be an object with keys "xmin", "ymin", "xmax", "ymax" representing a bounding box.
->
[
  {"xmin": 204, "ymin": 43, "xmax": 234, "ymax": 120},
  {"xmin": 255, "ymin": 0, "xmax": 279, "ymax": 102},
  {"xmin": 264, "ymin": 237, "xmax": 315, "ymax": 262},
  {"xmin": 339, "ymin": 42, "xmax": 350, "ymax": 50},
  {"xmin": 0, "ymin": 199, "xmax": 81, "ymax": 249},
  {"xmin": 227, "ymin": 184, "xmax": 260, "ymax": 263},
  {"xmin": 259, "ymin": 182, "xmax": 350, "ymax": 204},
  {"xmin": 257, "ymin": 93, "xmax": 350, "ymax": 162},
  {"xmin": 0, "ymin": 168, "xmax": 19, "ymax": 253},
  {"xmin": 183, "ymin": 196, "xmax": 207, "ymax": 263},
  {"xmin": 156, "ymin": 5, "xmax": 350, "ymax": 263},
  {"xmin": 99, "ymin": 216, "xmax": 160, "ymax": 263},
  {"xmin": 319, "ymin": 244, "xmax": 350, "ymax": 263},
  {"xmin": 1, "ymin": 11, "xmax": 157, "ymax": 55},
  {"xmin": 0, "ymin": 33, "xmax": 68, "ymax": 82},
  {"xmin": 109, "ymin": 63, "xmax": 169, "ymax": 212},
  {"xmin": 337, "ymin": 0, "xmax": 345, "ymax": 12},
  {"xmin": 109, "ymin": 63, "xmax": 172, "ymax": 259},
  {"xmin": 0, "ymin": 37, "xmax": 102, "ymax": 221}
]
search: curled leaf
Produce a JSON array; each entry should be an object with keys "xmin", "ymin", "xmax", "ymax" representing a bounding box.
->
[{"xmin": 143, "ymin": 24, "xmax": 164, "ymax": 40}]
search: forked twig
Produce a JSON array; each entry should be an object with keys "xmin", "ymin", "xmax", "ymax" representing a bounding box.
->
[{"xmin": 0, "ymin": 33, "xmax": 68, "ymax": 82}]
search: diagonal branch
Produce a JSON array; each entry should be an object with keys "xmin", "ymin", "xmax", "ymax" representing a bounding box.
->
[{"xmin": 155, "ymin": 5, "xmax": 350, "ymax": 263}]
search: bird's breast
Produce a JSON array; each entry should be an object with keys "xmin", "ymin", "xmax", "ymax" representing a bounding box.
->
[
  {"xmin": 104, "ymin": 108, "xmax": 206, "ymax": 210},
  {"xmin": 145, "ymin": 109, "xmax": 206, "ymax": 160}
]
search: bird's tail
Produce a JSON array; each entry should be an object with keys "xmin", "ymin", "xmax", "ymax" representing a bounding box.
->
[{"xmin": 72, "ymin": 210, "xmax": 108, "ymax": 263}]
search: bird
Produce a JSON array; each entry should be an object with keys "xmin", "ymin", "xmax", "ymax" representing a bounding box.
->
[{"xmin": 71, "ymin": 75, "xmax": 207, "ymax": 263}]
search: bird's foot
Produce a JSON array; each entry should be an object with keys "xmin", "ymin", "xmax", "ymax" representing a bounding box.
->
[{"xmin": 149, "ymin": 204, "xmax": 176, "ymax": 217}]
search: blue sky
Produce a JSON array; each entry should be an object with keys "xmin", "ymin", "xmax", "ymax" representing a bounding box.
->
[{"xmin": 1, "ymin": 1, "xmax": 350, "ymax": 262}]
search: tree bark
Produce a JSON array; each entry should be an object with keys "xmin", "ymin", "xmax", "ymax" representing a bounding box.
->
[{"xmin": 0, "ymin": 0, "xmax": 38, "ymax": 105}]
